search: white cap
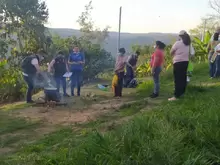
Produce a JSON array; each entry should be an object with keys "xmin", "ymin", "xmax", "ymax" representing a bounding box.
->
[{"xmin": 179, "ymin": 30, "xmax": 187, "ymax": 36}]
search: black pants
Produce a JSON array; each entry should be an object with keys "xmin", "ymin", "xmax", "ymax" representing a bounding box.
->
[
  {"xmin": 23, "ymin": 75, "xmax": 34, "ymax": 102},
  {"xmin": 173, "ymin": 61, "xmax": 189, "ymax": 98},
  {"xmin": 114, "ymin": 72, "xmax": 124, "ymax": 97}
]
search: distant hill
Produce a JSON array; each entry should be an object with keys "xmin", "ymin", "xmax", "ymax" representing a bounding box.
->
[{"xmin": 49, "ymin": 28, "xmax": 178, "ymax": 55}]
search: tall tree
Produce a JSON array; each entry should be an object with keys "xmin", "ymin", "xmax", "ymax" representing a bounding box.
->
[
  {"xmin": 189, "ymin": 17, "xmax": 219, "ymax": 37},
  {"xmin": 77, "ymin": 0, "xmax": 110, "ymax": 45},
  {"xmin": 0, "ymin": 0, "xmax": 48, "ymax": 53}
]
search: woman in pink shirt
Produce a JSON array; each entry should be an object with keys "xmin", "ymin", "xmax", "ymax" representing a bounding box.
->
[
  {"xmin": 114, "ymin": 48, "xmax": 128, "ymax": 97},
  {"xmin": 169, "ymin": 30, "xmax": 195, "ymax": 101},
  {"xmin": 150, "ymin": 41, "xmax": 166, "ymax": 98}
]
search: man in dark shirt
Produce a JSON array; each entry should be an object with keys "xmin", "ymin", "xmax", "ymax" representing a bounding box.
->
[
  {"xmin": 124, "ymin": 50, "xmax": 140, "ymax": 87},
  {"xmin": 21, "ymin": 50, "xmax": 46, "ymax": 103},
  {"xmin": 48, "ymin": 51, "xmax": 70, "ymax": 97}
]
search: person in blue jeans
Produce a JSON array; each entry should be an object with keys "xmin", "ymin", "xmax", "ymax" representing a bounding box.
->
[
  {"xmin": 21, "ymin": 50, "xmax": 46, "ymax": 103},
  {"xmin": 48, "ymin": 51, "xmax": 70, "ymax": 97},
  {"xmin": 150, "ymin": 41, "xmax": 166, "ymax": 98},
  {"xmin": 68, "ymin": 45, "xmax": 85, "ymax": 96}
]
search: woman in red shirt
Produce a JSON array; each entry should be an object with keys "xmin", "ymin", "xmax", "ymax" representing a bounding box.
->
[{"xmin": 150, "ymin": 41, "xmax": 166, "ymax": 98}]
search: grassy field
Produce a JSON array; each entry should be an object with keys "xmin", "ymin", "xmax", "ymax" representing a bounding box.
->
[{"xmin": 1, "ymin": 63, "xmax": 220, "ymax": 165}]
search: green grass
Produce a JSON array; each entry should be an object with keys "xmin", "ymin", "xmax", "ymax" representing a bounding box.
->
[
  {"xmin": 1, "ymin": 62, "xmax": 220, "ymax": 164},
  {"xmin": 0, "ymin": 102, "xmax": 31, "ymax": 111},
  {"xmin": 0, "ymin": 113, "xmax": 40, "ymax": 135},
  {"xmin": 0, "ymin": 111, "xmax": 41, "ymax": 150}
]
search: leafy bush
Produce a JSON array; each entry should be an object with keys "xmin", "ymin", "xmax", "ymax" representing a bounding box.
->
[
  {"xmin": 0, "ymin": 60, "xmax": 26, "ymax": 103},
  {"xmin": 192, "ymin": 31, "xmax": 211, "ymax": 62}
]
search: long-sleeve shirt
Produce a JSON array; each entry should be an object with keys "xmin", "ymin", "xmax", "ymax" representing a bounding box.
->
[{"xmin": 114, "ymin": 54, "xmax": 128, "ymax": 73}]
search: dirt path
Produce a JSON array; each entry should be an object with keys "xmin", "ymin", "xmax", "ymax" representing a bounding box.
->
[
  {"xmin": 13, "ymin": 97, "xmax": 133, "ymax": 125},
  {"xmin": 1, "ymin": 81, "xmax": 152, "ymax": 156}
]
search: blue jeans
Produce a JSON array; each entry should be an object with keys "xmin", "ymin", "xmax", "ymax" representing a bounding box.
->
[
  {"xmin": 23, "ymin": 75, "xmax": 34, "ymax": 102},
  {"xmin": 214, "ymin": 56, "xmax": 220, "ymax": 77},
  {"xmin": 54, "ymin": 76, "xmax": 67, "ymax": 95},
  {"xmin": 209, "ymin": 62, "xmax": 216, "ymax": 78},
  {"xmin": 152, "ymin": 67, "xmax": 162, "ymax": 94},
  {"xmin": 209, "ymin": 52, "xmax": 216, "ymax": 78},
  {"xmin": 71, "ymin": 70, "xmax": 82, "ymax": 96},
  {"xmin": 124, "ymin": 65, "xmax": 134, "ymax": 87}
]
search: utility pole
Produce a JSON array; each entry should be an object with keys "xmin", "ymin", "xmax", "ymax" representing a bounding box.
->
[
  {"xmin": 117, "ymin": 6, "xmax": 122, "ymax": 52},
  {"xmin": 202, "ymin": 19, "xmax": 207, "ymax": 42}
]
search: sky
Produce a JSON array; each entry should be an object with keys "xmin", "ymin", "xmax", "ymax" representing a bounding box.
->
[{"xmin": 45, "ymin": 0, "xmax": 215, "ymax": 33}]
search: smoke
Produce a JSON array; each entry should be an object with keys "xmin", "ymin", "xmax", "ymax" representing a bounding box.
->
[{"xmin": 33, "ymin": 72, "xmax": 57, "ymax": 89}]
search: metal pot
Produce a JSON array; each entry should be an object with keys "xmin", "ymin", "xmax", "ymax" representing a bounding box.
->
[{"xmin": 44, "ymin": 87, "xmax": 61, "ymax": 102}]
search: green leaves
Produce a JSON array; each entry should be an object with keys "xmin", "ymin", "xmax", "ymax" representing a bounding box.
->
[
  {"xmin": 192, "ymin": 31, "xmax": 211, "ymax": 62},
  {"xmin": 77, "ymin": 0, "xmax": 110, "ymax": 44},
  {"xmin": 0, "ymin": 0, "xmax": 49, "ymax": 53}
]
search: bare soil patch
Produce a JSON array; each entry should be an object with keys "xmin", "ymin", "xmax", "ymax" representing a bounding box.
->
[{"xmin": 14, "ymin": 97, "xmax": 133, "ymax": 126}]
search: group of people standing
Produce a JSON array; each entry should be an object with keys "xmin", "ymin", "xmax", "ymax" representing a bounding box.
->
[
  {"xmin": 22, "ymin": 30, "xmax": 196, "ymax": 103},
  {"xmin": 113, "ymin": 30, "xmax": 195, "ymax": 101},
  {"xmin": 21, "ymin": 45, "xmax": 84, "ymax": 103}
]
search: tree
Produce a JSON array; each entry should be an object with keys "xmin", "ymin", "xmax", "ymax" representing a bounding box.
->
[
  {"xmin": 209, "ymin": 0, "xmax": 220, "ymax": 17},
  {"xmin": 0, "ymin": 0, "xmax": 49, "ymax": 53},
  {"xmin": 0, "ymin": 0, "xmax": 49, "ymax": 103},
  {"xmin": 189, "ymin": 1, "xmax": 220, "ymax": 37},
  {"xmin": 189, "ymin": 17, "xmax": 219, "ymax": 37},
  {"xmin": 77, "ymin": 0, "xmax": 110, "ymax": 45}
]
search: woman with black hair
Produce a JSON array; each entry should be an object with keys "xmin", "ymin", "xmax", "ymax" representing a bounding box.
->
[
  {"xmin": 169, "ymin": 30, "xmax": 195, "ymax": 101},
  {"xmin": 150, "ymin": 41, "xmax": 166, "ymax": 98}
]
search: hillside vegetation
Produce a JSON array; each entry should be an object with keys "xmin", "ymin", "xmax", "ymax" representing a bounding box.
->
[
  {"xmin": 49, "ymin": 28, "xmax": 177, "ymax": 55},
  {"xmin": 1, "ymin": 63, "xmax": 220, "ymax": 165}
]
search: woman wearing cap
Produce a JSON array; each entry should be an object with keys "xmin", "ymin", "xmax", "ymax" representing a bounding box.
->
[
  {"xmin": 169, "ymin": 30, "xmax": 195, "ymax": 101},
  {"xmin": 114, "ymin": 48, "xmax": 128, "ymax": 97},
  {"xmin": 150, "ymin": 41, "xmax": 166, "ymax": 98}
]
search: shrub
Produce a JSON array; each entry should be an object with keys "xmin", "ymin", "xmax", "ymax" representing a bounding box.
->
[{"xmin": 0, "ymin": 61, "xmax": 26, "ymax": 103}]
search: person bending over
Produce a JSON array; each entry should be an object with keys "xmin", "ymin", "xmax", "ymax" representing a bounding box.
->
[{"xmin": 21, "ymin": 50, "xmax": 46, "ymax": 103}]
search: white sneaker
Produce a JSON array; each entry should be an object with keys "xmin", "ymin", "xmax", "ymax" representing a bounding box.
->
[{"xmin": 168, "ymin": 97, "xmax": 177, "ymax": 101}]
